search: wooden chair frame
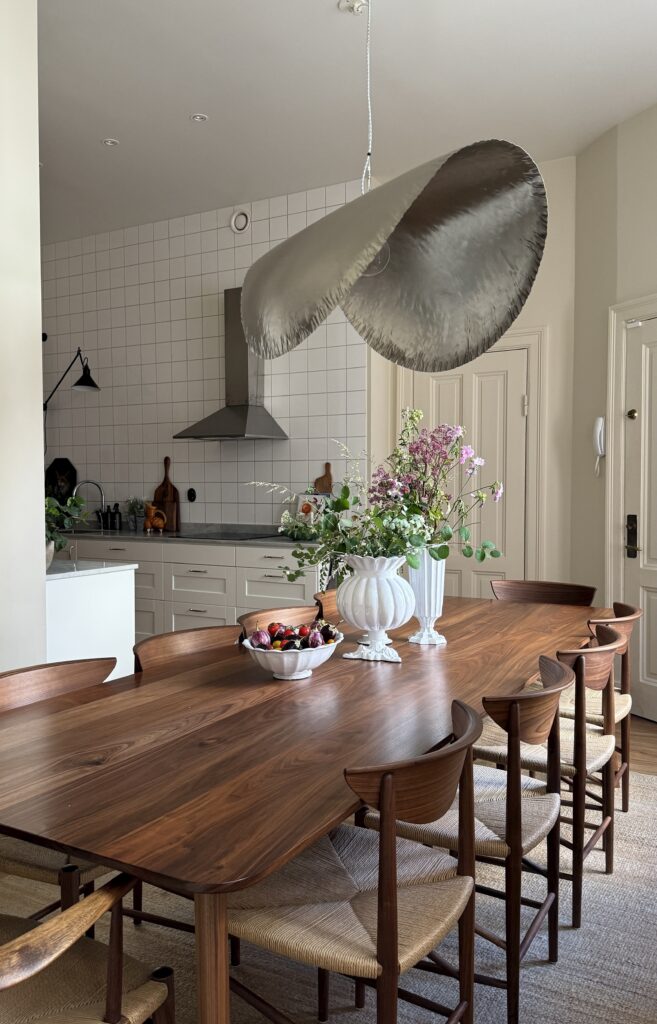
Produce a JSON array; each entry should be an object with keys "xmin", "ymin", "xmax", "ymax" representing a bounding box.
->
[
  {"xmin": 587, "ymin": 602, "xmax": 642, "ymax": 812},
  {"xmin": 0, "ymin": 659, "xmax": 117, "ymax": 930},
  {"xmin": 134, "ymin": 625, "xmax": 240, "ymax": 673},
  {"xmin": 237, "ymin": 606, "xmax": 321, "ymax": 641},
  {"xmin": 490, "ymin": 580, "xmax": 596, "ymax": 607},
  {"xmin": 313, "ymin": 590, "xmax": 341, "ymax": 625},
  {"xmin": 0, "ymin": 873, "xmax": 174, "ymax": 1023}
]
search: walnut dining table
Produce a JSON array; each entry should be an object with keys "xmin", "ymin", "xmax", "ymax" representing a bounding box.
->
[{"xmin": 0, "ymin": 596, "xmax": 602, "ymax": 1023}]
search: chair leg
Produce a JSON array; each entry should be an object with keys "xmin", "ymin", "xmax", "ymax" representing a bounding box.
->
[
  {"xmin": 604, "ymin": 758, "xmax": 615, "ymax": 875},
  {"xmin": 458, "ymin": 890, "xmax": 475, "ymax": 1024},
  {"xmin": 318, "ymin": 968, "xmax": 329, "ymax": 1023},
  {"xmin": 621, "ymin": 715, "xmax": 631, "ymax": 813},
  {"xmin": 133, "ymin": 879, "xmax": 143, "ymax": 926},
  {"xmin": 571, "ymin": 770, "xmax": 585, "ymax": 929},
  {"xmin": 355, "ymin": 978, "xmax": 366, "ymax": 1009},
  {"xmin": 376, "ymin": 967, "xmax": 397, "ymax": 1024},
  {"xmin": 81, "ymin": 880, "xmax": 96, "ymax": 938},
  {"xmin": 151, "ymin": 966, "xmax": 175, "ymax": 1024},
  {"xmin": 59, "ymin": 865, "xmax": 81, "ymax": 911},
  {"xmin": 505, "ymin": 855, "xmax": 522, "ymax": 1024},
  {"xmin": 230, "ymin": 936, "xmax": 241, "ymax": 966},
  {"xmin": 546, "ymin": 820, "xmax": 559, "ymax": 963}
]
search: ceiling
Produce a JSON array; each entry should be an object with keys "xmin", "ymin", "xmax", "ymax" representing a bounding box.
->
[{"xmin": 38, "ymin": 0, "xmax": 657, "ymax": 243}]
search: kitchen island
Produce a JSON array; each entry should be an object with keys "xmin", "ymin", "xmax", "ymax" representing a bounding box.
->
[{"xmin": 46, "ymin": 559, "xmax": 137, "ymax": 678}]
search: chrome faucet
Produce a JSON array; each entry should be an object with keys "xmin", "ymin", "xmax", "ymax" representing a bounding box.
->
[{"xmin": 72, "ymin": 479, "xmax": 106, "ymax": 511}]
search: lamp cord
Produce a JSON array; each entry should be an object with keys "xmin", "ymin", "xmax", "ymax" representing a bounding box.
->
[{"xmin": 360, "ymin": 0, "xmax": 373, "ymax": 195}]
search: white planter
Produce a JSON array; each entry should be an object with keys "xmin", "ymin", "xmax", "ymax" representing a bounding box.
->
[
  {"xmin": 337, "ymin": 555, "xmax": 415, "ymax": 663},
  {"xmin": 407, "ymin": 548, "xmax": 447, "ymax": 646},
  {"xmin": 45, "ymin": 540, "xmax": 55, "ymax": 570}
]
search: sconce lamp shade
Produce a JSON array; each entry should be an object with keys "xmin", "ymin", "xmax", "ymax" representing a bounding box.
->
[
  {"xmin": 72, "ymin": 362, "xmax": 100, "ymax": 392},
  {"xmin": 241, "ymin": 139, "xmax": 547, "ymax": 373}
]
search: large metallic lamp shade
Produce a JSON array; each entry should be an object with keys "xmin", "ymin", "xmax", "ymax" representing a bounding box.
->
[{"xmin": 241, "ymin": 139, "xmax": 548, "ymax": 373}]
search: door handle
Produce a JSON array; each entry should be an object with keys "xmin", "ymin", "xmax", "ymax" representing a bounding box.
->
[{"xmin": 625, "ymin": 514, "xmax": 639, "ymax": 558}]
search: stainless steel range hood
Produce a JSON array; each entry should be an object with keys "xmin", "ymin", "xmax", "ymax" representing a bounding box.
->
[{"xmin": 173, "ymin": 287, "xmax": 287, "ymax": 440}]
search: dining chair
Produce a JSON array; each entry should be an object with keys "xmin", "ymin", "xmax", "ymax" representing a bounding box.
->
[
  {"xmin": 227, "ymin": 700, "xmax": 482, "ymax": 1024},
  {"xmin": 134, "ymin": 624, "xmax": 240, "ymax": 672},
  {"xmin": 490, "ymin": 579, "xmax": 596, "ymax": 606},
  {"xmin": 0, "ymin": 659, "xmax": 117, "ymax": 928},
  {"xmin": 0, "ymin": 872, "xmax": 175, "ymax": 1022},
  {"xmin": 313, "ymin": 589, "xmax": 341, "ymax": 623},
  {"xmin": 237, "ymin": 605, "xmax": 320, "ymax": 639},
  {"xmin": 365, "ymin": 656, "xmax": 573, "ymax": 1024},
  {"xmin": 474, "ymin": 624, "xmax": 623, "ymax": 928}
]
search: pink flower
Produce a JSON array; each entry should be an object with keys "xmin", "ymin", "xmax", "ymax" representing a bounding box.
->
[
  {"xmin": 459, "ymin": 445, "xmax": 475, "ymax": 464},
  {"xmin": 492, "ymin": 483, "xmax": 504, "ymax": 503}
]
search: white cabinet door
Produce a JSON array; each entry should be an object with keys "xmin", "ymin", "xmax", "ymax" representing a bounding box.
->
[
  {"xmin": 413, "ymin": 348, "xmax": 527, "ymax": 599},
  {"xmin": 236, "ymin": 566, "xmax": 319, "ymax": 610},
  {"xmin": 165, "ymin": 602, "xmax": 236, "ymax": 631},
  {"xmin": 624, "ymin": 321, "xmax": 657, "ymax": 720},
  {"xmin": 135, "ymin": 599, "xmax": 165, "ymax": 644}
]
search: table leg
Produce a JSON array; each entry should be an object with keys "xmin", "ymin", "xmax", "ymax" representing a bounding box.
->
[{"xmin": 195, "ymin": 893, "xmax": 230, "ymax": 1024}]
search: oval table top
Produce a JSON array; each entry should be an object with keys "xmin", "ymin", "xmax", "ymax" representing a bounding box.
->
[{"xmin": 0, "ymin": 597, "xmax": 601, "ymax": 895}]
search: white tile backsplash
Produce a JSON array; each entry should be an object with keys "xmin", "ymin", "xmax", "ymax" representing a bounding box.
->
[{"xmin": 42, "ymin": 178, "xmax": 367, "ymax": 526}]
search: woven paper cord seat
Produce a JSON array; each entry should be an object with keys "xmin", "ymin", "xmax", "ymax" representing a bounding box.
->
[
  {"xmin": 0, "ymin": 837, "xmax": 107, "ymax": 886},
  {"xmin": 474, "ymin": 714, "xmax": 615, "ymax": 777},
  {"xmin": 0, "ymin": 914, "xmax": 167, "ymax": 1024},
  {"xmin": 364, "ymin": 764, "xmax": 559, "ymax": 859},
  {"xmin": 228, "ymin": 822, "xmax": 473, "ymax": 980}
]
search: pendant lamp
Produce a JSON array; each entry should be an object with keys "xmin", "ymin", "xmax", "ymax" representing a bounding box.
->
[{"xmin": 241, "ymin": 1, "xmax": 547, "ymax": 374}]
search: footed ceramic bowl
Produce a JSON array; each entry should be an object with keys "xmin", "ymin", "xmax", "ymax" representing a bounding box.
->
[{"xmin": 242, "ymin": 633, "xmax": 344, "ymax": 680}]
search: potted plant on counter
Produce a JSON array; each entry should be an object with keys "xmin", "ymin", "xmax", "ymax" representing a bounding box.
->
[{"xmin": 45, "ymin": 495, "xmax": 87, "ymax": 568}]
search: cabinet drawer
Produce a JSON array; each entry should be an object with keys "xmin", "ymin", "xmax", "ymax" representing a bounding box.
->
[
  {"xmin": 165, "ymin": 563, "xmax": 236, "ymax": 605},
  {"xmin": 165, "ymin": 543, "xmax": 235, "ymax": 567},
  {"xmin": 235, "ymin": 544, "xmax": 298, "ymax": 570},
  {"xmin": 165, "ymin": 602, "xmax": 236, "ymax": 632},
  {"xmin": 135, "ymin": 560, "xmax": 164, "ymax": 601},
  {"xmin": 74, "ymin": 537, "xmax": 162, "ymax": 562},
  {"xmin": 135, "ymin": 599, "xmax": 164, "ymax": 643},
  {"xmin": 236, "ymin": 566, "xmax": 318, "ymax": 610}
]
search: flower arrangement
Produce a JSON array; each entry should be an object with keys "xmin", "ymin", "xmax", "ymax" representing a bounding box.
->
[{"xmin": 369, "ymin": 408, "xmax": 503, "ymax": 563}]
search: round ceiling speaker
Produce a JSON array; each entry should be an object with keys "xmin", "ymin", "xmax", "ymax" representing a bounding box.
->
[
  {"xmin": 241, "ymin": 139, "xmax": 547, "ymax": 373},
  {"xmin": 230, "ymin": 209, "xmax": 251, "ymax": 234}
]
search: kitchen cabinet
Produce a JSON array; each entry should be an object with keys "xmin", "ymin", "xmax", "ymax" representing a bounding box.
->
[{"xmin": 59, "ymin": 535, "xmax": 319, "ymax": 642}]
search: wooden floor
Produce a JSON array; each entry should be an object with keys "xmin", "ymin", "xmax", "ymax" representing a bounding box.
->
[{"xmin": 627, "ymin": 715, "xmax": 657, "ymax": 774}]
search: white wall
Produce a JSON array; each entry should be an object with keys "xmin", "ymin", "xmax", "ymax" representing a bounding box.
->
[
  {"xmin": 42, "ymin": 181, "xmax": 367, "ymax": 526},
  {"xmin": 0, "ymin": 0, "xmax": 46, "ymax": 670},
  {"xmin": 572, "ymin": 100, "xmax": 657, "ymax": 596}
]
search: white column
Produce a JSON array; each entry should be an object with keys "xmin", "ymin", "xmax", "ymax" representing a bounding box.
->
[{"xmin": 0, "ymin": 0, "xmax": 46, "ymax": 669}]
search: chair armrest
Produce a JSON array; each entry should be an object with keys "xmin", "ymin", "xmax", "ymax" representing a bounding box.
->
[{"xmin": 0, "ymin": 872, "xmax": 136, "ymax": 990}]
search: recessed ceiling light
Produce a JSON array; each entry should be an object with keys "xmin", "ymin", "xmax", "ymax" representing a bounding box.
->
[
  {"xmin": 190, "ymin": 113, "xmax": 208, "ymax": 123},
  {"xmin": 102, "ymin": 138, "xmax": 120, "ymax": 146}
]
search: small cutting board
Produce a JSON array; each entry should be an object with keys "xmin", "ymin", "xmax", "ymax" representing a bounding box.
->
[{"xmin": 153, "ymin": 456, "xmax": 180, "ymax": 533}]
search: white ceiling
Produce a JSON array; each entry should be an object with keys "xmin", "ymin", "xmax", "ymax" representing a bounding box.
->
[{"xmin": 38, "ymin": 0, "xmax": 657, "ymax": 243}]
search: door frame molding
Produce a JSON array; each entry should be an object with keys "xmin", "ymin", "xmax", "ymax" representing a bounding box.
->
[
  {"xmin": 606, "ymin": 292, "xmax": 657, "ymax": 603},
  {"xmin": 391, "ymin": 326, "xmax": 548, "ymax": 579}
]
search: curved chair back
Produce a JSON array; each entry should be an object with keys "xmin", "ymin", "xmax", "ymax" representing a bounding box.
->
[
  {"xmin": 483, "ymin": 655, "xmax": 575, "ymax": 746},
  {"xmin": 238, "ymin": 606, "xmax": 320, "ymax": 640},
  {"xmin": 587, "ymin": 602, "xmax": 642, "ymax": 654},
  {"xmin": 0, "ymin": 658, "xmax": 116, "ymax": 714},
  {"xmin": 490, "ymin": 579, "xmax": 596, "ymax": 606},
  {"xmin": 557, "ymin": 624, "xmax": 624, "ymax": 690},
  {"xmin": 134, "ymin": 625, "xmax": 239, "ymax": 672},
  {"xmin": 313, "ymin": 590, "xmax": 341, "ymax": 624}
]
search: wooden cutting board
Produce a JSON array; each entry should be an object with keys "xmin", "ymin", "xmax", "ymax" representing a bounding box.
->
[{"xmin": 153, "ymin": 456, "xmax": 180, "ymax": 533}]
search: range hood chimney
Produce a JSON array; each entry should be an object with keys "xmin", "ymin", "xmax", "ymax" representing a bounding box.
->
[{"xmin": 173, "ymin": 287, "xmax": 287, "ymax": 440}]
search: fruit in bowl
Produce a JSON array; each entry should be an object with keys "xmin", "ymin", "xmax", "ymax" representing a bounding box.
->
[{"xmin": 242, "ymin": 619, "xmax": 343, "ymax": 680}]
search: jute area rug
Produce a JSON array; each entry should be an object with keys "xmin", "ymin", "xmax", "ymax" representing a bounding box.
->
[{"xmin": 1, "ymin": 773, "xmax": 656, "ymax": 1023}]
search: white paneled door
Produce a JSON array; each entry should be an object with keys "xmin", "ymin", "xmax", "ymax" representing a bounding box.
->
[
  {"xmin": 624, "ymin": 321, "xmax": 657, "ymax": 721},
  {"xmin": 413, "ymin": 348, "xmax": 528, "ymax": 599}
]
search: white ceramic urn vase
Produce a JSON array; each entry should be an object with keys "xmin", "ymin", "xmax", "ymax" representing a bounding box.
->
[
  {"xmin": 337, "ymin": 555, "xmax": 415, "ymax": 663},
  {"xmin": 407, "ymin": 548, "xmax": 447, "ymax": 646}
]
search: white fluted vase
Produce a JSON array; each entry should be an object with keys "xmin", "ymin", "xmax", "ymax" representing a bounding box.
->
[
  {"xmin": 337, "ymin": 555, "xmax": 415, "ymax": 663},
  {"xmin": 407, "ymin": 549, "xmax": 447, "ymax": 646}
]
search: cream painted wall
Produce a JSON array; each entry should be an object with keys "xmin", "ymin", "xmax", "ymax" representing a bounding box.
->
[
  {"xmin": 0, "ymin": 0, "xmax": 46, "ymax": 668},
  {"xmin": 369, "ymin": 156, "xmax": 577, "ymax": 582},
  {"xmin": 572, "ymin": 101, "xmax": 657, "ymax": 596}
]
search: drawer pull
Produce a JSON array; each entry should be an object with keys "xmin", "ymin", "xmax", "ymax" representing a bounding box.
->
[
  {"xmin": 263, "ymin": 573, "xmax": 285, "ymax": 580},
  {"xmin": 187, "ymin": 568, "xmax": 208, "ymax": 574},
  {"xmin": 109, "ymin": 546, "xmax": 127, "ymax": 551},
  {"xmin": 188, "ymin": 608, "xmax": 207, "ymax": 613},
  {"xmin": 262, "ymin": 555, "xmax": 280, "ymax": 560}
]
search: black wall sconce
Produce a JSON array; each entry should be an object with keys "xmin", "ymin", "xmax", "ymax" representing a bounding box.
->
[{"xmin": 42, "ymin": 336, "xmax": 100, "ymax": 451}]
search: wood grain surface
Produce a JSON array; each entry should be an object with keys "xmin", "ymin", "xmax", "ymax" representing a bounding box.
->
[{"xmin": 0, "ymin": 598, "xmax": 601, "ymax": 896}]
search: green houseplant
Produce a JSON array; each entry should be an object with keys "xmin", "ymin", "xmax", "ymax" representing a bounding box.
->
[{"xmin": 45, "ymin": 495, "xmax": 87, "ymax": 567}]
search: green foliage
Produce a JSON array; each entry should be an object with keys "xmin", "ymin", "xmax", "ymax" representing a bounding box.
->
[{"xmin": 45, "ymin": 496, "xmax": 88, "ymax": 552}]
